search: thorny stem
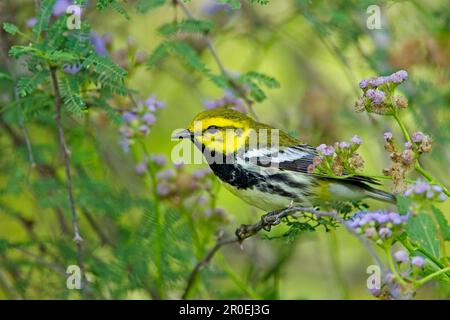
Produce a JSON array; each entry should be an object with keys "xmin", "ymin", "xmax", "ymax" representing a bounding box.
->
[
  {"xmin": 50, "ymin": 66, "xmax": 87, "ymax": 295},
  {"xmin": 182, "ymin": 206, "xmax": 383, "ymax": 299},
  {"xmin": 175, "ymin": 0, "xmax": 259, "ymax": 119}
]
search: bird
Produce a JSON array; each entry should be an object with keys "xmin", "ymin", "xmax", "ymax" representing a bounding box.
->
[{"xmin": 173, "ymin": 107, "xmax": 395, "ymax": 212}]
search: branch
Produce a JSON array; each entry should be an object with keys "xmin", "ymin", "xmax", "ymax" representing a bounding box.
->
[
  {"xmin": 175, "ymin": 0, "xmax": 258, "ymax": 119},
  {"xmin": 182, "ymin": 206, "xmax": 385, "ymax": 299},
  {"xmin": 0, "ymin": 33, "xmax": 35, "ymax": 170},
  {"xmin": 49, "ymin": 66, "xmax": 87, "ymax": 294}
]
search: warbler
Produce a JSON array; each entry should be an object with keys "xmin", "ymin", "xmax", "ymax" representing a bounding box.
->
[{"xmin": 174, "ymin": 107, "xmax": 395, "ymax": 211}]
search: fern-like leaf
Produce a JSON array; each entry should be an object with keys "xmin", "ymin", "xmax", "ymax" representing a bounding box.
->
[
  {"xmin": 16, "ymin": 70, "xmax": 50, "ymax": 97},
  {"xmin": 158, "ymin": 19, "xmax": 214, "ymax": 36},
  {"xmin": 136, "ymin": 0, "xmax": 166, "ymax": 13},
  {"xmin": 33, "ymin": 0, "xmax": 57, "ymax": 41},
  {"xmin": 58, "ymin": 76, "xmax": 86, "ymax": 117}
]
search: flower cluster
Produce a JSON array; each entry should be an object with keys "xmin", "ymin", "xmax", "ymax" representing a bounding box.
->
[
  {"xmin": 355, "ymin": 70, "xmax": 409, "ymax": 115},
  {"xmin": 308, "ymin": 135, "xmax": 364, "ymax": 176},
  {"xmin": 153, "ymin": 162, "xmax": 229, "ymax": 222},
  {"xmin": 203, "ymin": 92, "xmax": 246, "ymax": 113},
  {"xmin": 347, "ymin": 210, "xmax": 409, "ymax": 247},
  {"xmin": 119, "ymin": 95, "xmax": 165, "ymax": 153},
  {"xmin": 382, "ymin": 131, "xmax": 433, "ymax": 194},
  {"xmin": 404, "ymin": 179, "xmax": 447, "ymax": 202}
]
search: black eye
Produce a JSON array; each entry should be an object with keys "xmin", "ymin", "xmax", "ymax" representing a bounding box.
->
[{"xmin": 206, "ymin": 125, "xmax": 219, "ymax": 133}]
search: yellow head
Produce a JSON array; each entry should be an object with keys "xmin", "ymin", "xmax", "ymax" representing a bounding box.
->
[{"xmin": 176, "ymin": 107, "xmax": 254, "ymax": 155}]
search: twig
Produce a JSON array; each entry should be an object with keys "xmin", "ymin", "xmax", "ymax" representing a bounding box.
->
[
  {"xmin": 49, "ymin": 66, "xmax": 87, "ymax": 294},
  {"xmin": 175, "ymin": 0, "xmax": 258, "ymax": 119},
  {"xmin": 0, "ymin": 33, "xmax": 36, "ymax": 170},
  {"xmin": 182, "ymin": 206, "xmax": 386, "ymax": 299}
]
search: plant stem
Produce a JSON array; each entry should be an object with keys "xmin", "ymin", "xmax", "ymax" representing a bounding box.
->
[
  {"xmin": 49, "ymin": 66, "xmax": 87, "ymax": 295},
  {"xmin": 393, "ymin": 111, "xmax": 450, "ymax": 196},
  {"xmin": 327, "ymin": 230, "xmax": 350, "ymax": 299},
  {"xmin": 175, "ymin": 0, "xmax": 258, "ymax": 119},
  {"xmin": 393, "ymin": 112, "xmax": 411, "ymax": 142},
  {"xmin": 139, "ymin": 141, "xmax": 165, "ymax": 298},
  {"xmin": 414, "ymin": 267, "xmax": 450, "ymax": 287},
  {"xmin": 385, "ymin": 246, "xmax": 408, "ymax": 286}
]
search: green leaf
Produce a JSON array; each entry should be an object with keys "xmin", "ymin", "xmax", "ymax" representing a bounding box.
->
[
  {"xmin": 147, "ymin": 42, "xmax": 170, "ymax": 67},
  {"xmin": 136, "ymin": 0, "xmax": 165, "ymax": 13},
  {"xmin": 16, "ymin": 70, "xmax": 50, "ymax": 97},
  {"xmin": 58, "ymin": 76, "xmax": 86, "ymax": 117},
  {"xmin": 218, "ymin": 0, "xmax": 241, "ymax": 9},
  {"xmin": 97, "ymin": 0, "xmax": 129, "ymax": 18},
  {"xmin": 158, "ymin": 19, "xmax": 214, "ymax": 36},
  {"xmin": 9, "ymin": 45, "xmax": 40, "ymax": 59},
  {"xmin": 249, "ymin": 0, "xmax": 269, "ymax": 5},
  {"xmin": 244, "ymin": 71, "xmax": 280, "ymax": 89},
  {"xmin": 431, "ymin": 206, "xmax": 450, "ymax": 241},
  {"xmin": 33, "ymin": 0, "xmax": 57, "ymax": 41},
  {"xmin": 407, "ymin": 213, "xmax": 440, "ymax": 259},
  {"xmin": 3, "ymin": 22, "xmax": 20, "ymax": 35},
  {"xmin": 239, "ymin": 71, "xmax": 280, "ymax": 102},
  {"xmin": 0, "ymin": 72, "xmax": 12, "ymax": 81},
  {"xmin": 94, "ymin": 97, "xmax": 122, "ymax": 125},
  {"xmin": 83, "ymin": 53, "xmax": 127, "ymax": 83},
  {"xmin": 147, "ymin": 40, "xmax": 209, "ymax": 74},
  {"xmin": 396, "ymin": 196, "xmax": 411, "ymax": 215}
]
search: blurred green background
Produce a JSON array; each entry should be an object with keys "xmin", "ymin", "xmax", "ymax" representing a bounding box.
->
[{"xmin": 0, "ymin": 0, "xmax": 449, "ymax": 299}]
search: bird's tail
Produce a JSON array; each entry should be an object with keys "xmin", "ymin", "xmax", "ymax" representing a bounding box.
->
[{"xmin": 364, "ymin": 186, "xmax": 397, "ymax": 204}]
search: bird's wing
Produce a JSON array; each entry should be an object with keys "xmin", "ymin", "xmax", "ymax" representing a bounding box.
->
[{"xmin": 240, "ymin": 144, "xmax": 380, "ymax": 186}]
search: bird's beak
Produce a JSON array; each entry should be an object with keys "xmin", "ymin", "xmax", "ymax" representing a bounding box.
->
[{"xmin": 172, "ymin": 129, "xmax": 193, "ymax": 140}]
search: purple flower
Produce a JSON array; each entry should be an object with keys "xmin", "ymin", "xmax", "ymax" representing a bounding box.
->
[
  {"xmin": 394, "ymin": 250, "xmax": 409, "ymax": 263},
  {"xmin": 155, "ymin": 100, "xmax": 165, "ymax": 109},
  {"xmin": 157, "ymin": 169, "xmax": 174, "ymax": 180},
  {"xmin": 383, "ymin": 132, "xmax": 393, "ymax": 142},
  {"xmin": 384, "ymin": 273, "xmax": 395, "ymax": 284},
  {"xmin": 156, "ymin": 184, "xmax": 170, "ymax": 196},
  {"xmin": 405, "ymin": 141, "xmax": 412, "ymax": 149},
  {"xmin": 401, "ymin": 149, "xmax": 414, "ymax": 164},
  {"xmin": 90, "ymin": 32, "xmax": 108, "ymax": 56},
  {"xmin": 122, "ymin": 111, "xmax": 138, "ymax": 123},
  {"xmin": 63, "ymin": 63, "xmax": 82, "ymax": 74},
  {"xmin": 26, "ymin": 17, "xmax": 37, "ymax": 28},
  {"xmin": 150, "ymin": 154, "xmax": 167, "ymax": 166},
  {"xmin": 316, "ymin": 144, "xmax": 327, "ymax": 154},
  {"xmin": 389, "ymin": 70, "xmax": 408, "ymax": 84},
  {"xmin": 368, "ymin": 76, "xmax": 388, "ymax": 87},
  {"xmin": 202, "ymin": 1, "xmax": 232, "ymax": 15},
  {"xmin": 135, "ymin": 161, "xmax": 147, "ymax": 175},
  {"xmin": 174, "ymin": 162, "xmax": 185, "ymax": 169},
  {"xmin": 138, "ymin": 125, "xmax": 149, "ymax": 135},
  {"xmin": 351, "ymin": 135, "xmax": 362, "ymax": 145},
  {"xmin": 53, "ymin": 0, "xmax": 72, "ymax": 17},
  {"xmin": 119, "ymin": 138, "xmax": 130, "ymax": 153},
  {"xmin": 379, "ymin": 228, "xmax": 392, "ymax": 238},
  {"xmin": 413, "ymin": 180, "xmax": 429, "ymax": 194},
  {"xmin": 317, "ymin": 144, "xmax": 335, "ymax": 156},
  {"xmin": 142, "ymin": 113, "xmax": 156, "ymax": 126},
  {"xmin": 359, "ymin": 79, "xmax": 369, "ymax": 89},
  {"xmin": 192, "ymin": 168, "xmax": 211, "ymax": 179},
  {"xmin": 365, "ymin": 89, "xmax": 385, "ymax": 105},
  {"xmin": 339, "ymin": 141, "xmax": 350, "ymax": 149},
  {"xmin": 411, "ymin": 131, "xmax": 425, "ymax": 143},
  {"xmin": 364, "ymin": 227, "xmax": 376, "ymax": 238},
  {"xmin": 411, "ymin": 256, "xmax": 425, "ymax": 268}
]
